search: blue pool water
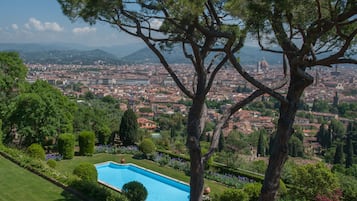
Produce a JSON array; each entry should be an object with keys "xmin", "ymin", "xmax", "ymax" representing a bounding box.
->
[{"xmin": 95, "ymin": 162, "xmax": 190, "ymax": 201}]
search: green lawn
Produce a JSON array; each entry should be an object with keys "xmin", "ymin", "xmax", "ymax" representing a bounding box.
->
[
  {"xmin": 0, "ymin": 155, "xmax": 80, "ymax": 201},
  {"xmin": 56, "ymin": 153, "xmax": 229, "ymax": 195}
]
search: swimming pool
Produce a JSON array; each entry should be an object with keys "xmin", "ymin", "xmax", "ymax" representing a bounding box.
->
[{"xmin": 95, "ymin": 161, "xmax": 190, "ymax": 201}]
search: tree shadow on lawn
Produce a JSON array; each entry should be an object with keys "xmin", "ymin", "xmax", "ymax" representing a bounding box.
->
[{"xmin": 54, "ymin": 189, "xmax": 82, "ymax": 201}]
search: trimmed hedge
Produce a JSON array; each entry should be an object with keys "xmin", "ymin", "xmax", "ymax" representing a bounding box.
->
[
  {"xmin": 58, "ymin": 133, "xmax": 75, "ymax": 159},
  {"xmin": 78, "ymin": 131, "xmax": 95, "ymax": 156},
  {"xmin": 157, "ymin": 149, "xmax": 288, "ymax": 193},
  {"xmin": 27, "ymin": 143, "xmax": 45, "ymax": 160},
  {"xmin": 73, "ymin": 162, "xmax": 97, "ymax": 183}
]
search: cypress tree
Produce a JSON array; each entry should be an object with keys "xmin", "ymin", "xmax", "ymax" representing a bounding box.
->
[
  {"xmin": 119, "ymin": 109, "xmax": 139, "ymax": 146},
  {"xmin": 333, "ymin": 143, "xmax": 344, "ymax": 164},
  {"xmin": 346, "ymin": 133, "xmax": 353, "ymax": 168},
  {"xmin": 218, "ymin": 132, "xmax": 225, "ymax": 152},
  {"xmin": 257, "ymin": 132, "xmax": 265, "ymax": 157}
]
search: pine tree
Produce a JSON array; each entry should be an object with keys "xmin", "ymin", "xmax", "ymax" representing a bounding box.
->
[{"xmin": 119, "ymin": 109, "xmax": 139, "ymax": 146}]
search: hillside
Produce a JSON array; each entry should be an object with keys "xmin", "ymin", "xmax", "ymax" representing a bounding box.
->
[{"xmin": 122, "ymin": 45, "xmax": 283, "ymax": 65}]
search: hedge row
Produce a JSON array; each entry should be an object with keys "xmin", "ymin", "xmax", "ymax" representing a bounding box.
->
[{"xmin": 157, "ymin": 149, "xmax": 288, "ymax": 187}]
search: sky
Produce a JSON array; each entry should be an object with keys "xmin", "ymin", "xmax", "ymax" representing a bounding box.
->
[{"xmin": 0, "ymin": 0, "xmax": 141, "ymax": 47}]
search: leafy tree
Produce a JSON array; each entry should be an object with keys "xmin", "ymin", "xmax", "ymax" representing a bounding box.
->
[
  {"xmin": 7, "ymin": 80, "xmax": 75, "ymax": 147},
  {"xmin": 78, "ymin": 131, "xmax": 95, "ymax": 156},
  {"xmin": 312, "ymin": 99, "xmax": 330, "ymax": 113},
  {"xmin": 228, "ymin": 1, "xmax": 357, "ymax": 199},
  {"xmin": 289, "ymin": 163, "xmax": 340, "ymax": 201},
  {"xmin": 0, "ymin": 52, "xmax": 27, "ymax": 121},
  {"xmin": 73, "ymin": 98, "xmax": 122, "ymax": 138},
  {"xmin": 95, "ymin": 124, "xmax": 111, "ymax": 145},
  {"xmin": 122, "ymin": 181, "xmax": 148, "ymax": 201},
  {"xmin": 337, "ymin": 173, "xmax": 357, "ymax": 201},
  {"xmin": 139, "ymin": 139, "xmax": 156, "ymax": 157},
  {"xmin": 57, "ymin": 133, "xmax": 75, "ymax": 159},
  {"xmin": 119, "ymin": 109, "xmax": 139, "ymax": 146}
]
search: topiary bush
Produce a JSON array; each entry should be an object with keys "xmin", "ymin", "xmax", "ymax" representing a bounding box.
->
[
  {"xmin": 57, "ymin": 133, "xmax": 75, "ymax": 159},
  {"xmin": 73, "ymin": 162, "xmax": 97, "ymax": 182},
  {"xmin": 139, "ymin": 139, "xmax": 156, "ymax": 157},
  {"xmin": 122, "ymin": 181, "xmax": 148, "ymax": 201},
  {"xmin": 47, "ymin": 159, "xmax": 57, "ymax": 168},
  {"xmin": 78, "ymin": 131, "xmax": 95, "ymax": 156},
  {"xmin": 27, "ymin": 143, "xmax": 45, "ymax": 160}
]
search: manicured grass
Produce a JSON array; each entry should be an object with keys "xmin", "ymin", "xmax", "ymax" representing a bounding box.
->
[
  {"xmin": 56, "ymin": 153, "xmax": 229, "ymax": 195},
  {"xmin": 0, "ymin": 155, "xmax": 80, "ymax": 201}
]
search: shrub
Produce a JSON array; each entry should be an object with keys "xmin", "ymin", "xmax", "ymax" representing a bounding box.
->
[
  {"xmin": 70, "ymin": 179, "xmax": 128, "ymax": 201},
  {"xmin": 219, "ymin": 189, "xmax": 249, "ymax": 201},
  {"xmin": 96, "ymin": 125, "xmax": 111, "ymax": 145},
  {"xmin": 0, "ymin": 119, "xmax": 3, "ymax": 145},
  {"xmin": 243, "ymin": 182, "xmax": 262, "ymax": 201},
  {"xmin": 27, "ymin": 143, "xmax": 45, "ymax": 160},
  {"xmin": 139, "ymin": 139, "xmax": 156, "ymax": 156},
  {"xmin": 73, "ymin": 162, "xmax": 97, "ymax": 182},
  {"xmin": 47, "ymin": 159, "xmax": 57, "ymax": 168},
  {"xmin": 78, "ymin": 131, "xmax": 95, "ymax": 156},
  {"xmin": 57, "ymin": 133, "xmax": 75, "ymax": 159},
  {"xmin": 122, "ymin": 181, "xmax": 148, "ymax": 201}
]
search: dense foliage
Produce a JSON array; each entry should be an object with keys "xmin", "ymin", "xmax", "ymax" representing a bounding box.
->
[
  {"xmin": 139, "ymin": 139, "xmax": 156, "ymax": 157},
  {"xmin": 73, "ymin": 96, "xmax": 122, "ymax": 141},
  {"xmin": 78, "ymin": 131, "xmax": 95, "ymax": 156},
  {"xmin": 57, "ymin": 133, "xmax": 75, "ymax": 159},
  {"xmin": 73, "ymin": 162, "xmax": 98, "ymax": 182},
  {"xmin": 7, "ymin": 80, "xmax": 76, "ymax": 147},
  {"xmin": 287, "ymin": 163, "xmax": 340, "ymax": 201},
  {"xmin": 0, "ymin": 52, "xmax": 27, "ymax": 121},
  {"xmin": 122, "ymin": 181, "xmax": 148, "ymax": 201}
]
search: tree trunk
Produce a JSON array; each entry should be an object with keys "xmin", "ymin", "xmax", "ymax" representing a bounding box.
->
[
  {"xmin": 187, "ymin": 98, "xmax": 205, "ymax": 201},
  {"xmin": 259, "ymin": 64, "xmax": 313, "ymax": 201}
]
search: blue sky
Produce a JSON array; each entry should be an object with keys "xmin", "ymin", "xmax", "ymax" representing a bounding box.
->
[{"xmin": 0, "ymin": 0, "xmax": 141, "ymax": 47}]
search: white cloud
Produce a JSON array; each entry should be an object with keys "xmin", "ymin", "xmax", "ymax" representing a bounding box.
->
[
  {"xmin": 150, "ymin": 19, "xmax": 163, "ymax": 29},
  {"xmin": 11, "ymin": 24, "xmax": 19, "ymax": 30},
  {"xmin": 72, "ymin": 26, "xmax": 96, "ymax": 34},
  {"xmin": 26, "ymin": 17, "xmax": 63, "ymax": 32}
]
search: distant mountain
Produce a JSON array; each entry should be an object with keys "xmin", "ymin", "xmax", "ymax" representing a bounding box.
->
[
  {"xmin": 122, "ymin": 45, "xmax": 284, "ymax": 65},
  {"xmin": 18, "ymin": 49, "xmax": 123, "ymax": 65},
  {"xmin": 0, "ymin": 43, "xmax": 125, "ymax": 65}
]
